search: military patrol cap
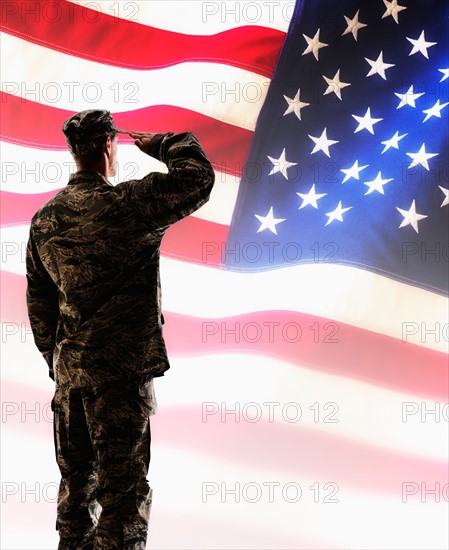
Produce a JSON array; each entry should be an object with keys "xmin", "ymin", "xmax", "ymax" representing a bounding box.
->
[{"xmin": 62, "ymin": 109, "xmax": 128, "ymax": 156}]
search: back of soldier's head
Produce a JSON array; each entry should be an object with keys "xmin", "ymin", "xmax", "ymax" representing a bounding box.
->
[{"xmin": 62, "ymin": 109, "xmax": 125, "ymax": 163}]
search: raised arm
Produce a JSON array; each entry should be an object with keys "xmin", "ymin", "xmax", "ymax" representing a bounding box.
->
[{"xmin": 125, "ymin": 131, "xmax": 215, "ymax": 231}]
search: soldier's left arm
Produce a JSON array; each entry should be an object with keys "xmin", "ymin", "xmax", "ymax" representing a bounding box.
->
[{"xmin": 25, "ymin": 231, "xmax": 59, "ymax": 381}]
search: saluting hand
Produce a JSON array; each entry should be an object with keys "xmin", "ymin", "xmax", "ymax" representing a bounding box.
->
[{"xmin": 129, "ymin": 131, "xmax": 157, "ymax": 154}]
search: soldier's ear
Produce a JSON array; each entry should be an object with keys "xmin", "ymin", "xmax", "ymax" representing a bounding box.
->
[{"xmin": 104, "ymin": 135, "xmax": 112, "ymax": 157}]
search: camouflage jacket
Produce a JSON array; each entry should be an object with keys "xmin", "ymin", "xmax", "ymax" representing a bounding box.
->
[{"xmin": 26, "ymin": 132, "xmax": 215, "ymax": 387}]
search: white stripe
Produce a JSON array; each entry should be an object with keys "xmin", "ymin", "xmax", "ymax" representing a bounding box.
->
[
  {"xmin": 151, "ymin": 449, "xmax": 449, "ymax": 550},
  {"xmin": 1, "ymin": 225, "xmax": 447, "ymax": 352},
  {"xmin": 0, "ymin": 33, "xmax": 269, "ymax": 130},
  {"xmin": 0, "ymin": 141, "xmax": 239, "ymax": 225},
  {"xmin": 151, "ymin": 450, "xmax": 448, "ymax": 550},
  {"xmin": 0, "ymin": 141, "xmax": 165, "ymax": 193},
  {"xmin": 66, "ymin": 0, "xmax": 293, "ymax": 34},
  {"xmin": 159, "ymin": 257, "xmax": 448, "ymax": 352}
]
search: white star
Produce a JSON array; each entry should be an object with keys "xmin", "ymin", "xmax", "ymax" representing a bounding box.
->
[
  {"xmin": 302, "ymin": 29, "xmax": 328, "ymax": 61},
  {"xmin": 352, "ymin": 107, "xmax": 383, "ymax": 135},
  {"xmin": 322, "ymin": 69, "xmax": 351, "ymax": 100},
  {"xmin": 382, "ymin": 0, "xmax": 407, "ymax": 24},
  {"xmin": 325, "ymin": 201, "xmax": 352, "ymax": 226},
  {"xmin": 267, "ymin": 148, "xmax": 298, "ymax": 180},
  {"xmin": 422, "ymin": 99, "xmax": 449, "ymax": 122},
  {"xmin": 365, "ymin": 51, "xmax": 395, "ymax": 80},
  {"xmin": 406, "ymin": 143, "xmax": 438, "ymax": 171},
  {"xmin": 394, "ymin": 85, "xmax": 424, "ymax": 109},
  {"xmin": 254, "ymin": 206, "xmax": 286, "ymax": 234},
  {"xmin": 342, "ymin": 10, "xmax": 367, "ymax": 41},
  {"xmin": 439, "ymin": 68, "xmax": 449, "ymax": 82},
  {"xmin": 363, "ymin": 172, "xmax": 393, "ymax": 195},
  {"xmin": 340, "ymin": 159, "xmax": 369, "ymax": 183},
  {"xmin": 381, "ymin": 131, "xmax": 407, "ymax": 153},
  {"xmin": 439, "ymin": 186, "xmax": 449, "ymax": 207},
  {"xmin": 283, "ymin": 89, "xmax": 310, "ymax": 121},
  {"xmin": 308, "ymin": 128, "xmax": 339, "ymax": 158},
  {"xmin": 406, "ymin": 30, "xmax": 437, "ymax": 59},
  {"xmin": 297, "ymin": 184, "xmax": 327, "ymax": 209},
  {"xmin": 396, "ymin": 200, "xmax": 427, "ymax": 233}
]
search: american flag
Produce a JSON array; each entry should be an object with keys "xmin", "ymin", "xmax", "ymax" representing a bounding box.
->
[
  {"xmin": 225, "ymin": 0, "xmax": 449, "ymax": 294},
  {"xmin": 1, "ymin": 1, "xmax": 448, "ymax": 549}
]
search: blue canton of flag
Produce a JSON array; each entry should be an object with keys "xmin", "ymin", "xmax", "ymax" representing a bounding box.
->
[{"xmin": 224, "ymin": 0, "xmax": 449, "ymax": 295}]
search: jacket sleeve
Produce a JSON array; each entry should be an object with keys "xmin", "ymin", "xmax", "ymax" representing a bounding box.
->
[
  {"xmin": 126, "ymin": 131, "xmax": 215, "ymax": 231},
  {"xmin": 25, "ymin": 230, "xmax": 59, "ymax": 380}
]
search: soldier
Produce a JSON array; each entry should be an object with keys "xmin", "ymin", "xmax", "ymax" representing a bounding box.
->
[{"xmin": 25, "ymin": 110, "xmax": 215, "ymax": 549}]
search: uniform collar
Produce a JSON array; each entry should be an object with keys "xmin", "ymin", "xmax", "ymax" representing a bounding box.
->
[{"xmin": 68, "ymin": 170, "xmax": 113, "ymax": 187}]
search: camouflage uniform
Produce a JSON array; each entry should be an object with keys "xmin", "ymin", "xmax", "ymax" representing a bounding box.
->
[{"xmin": 26, "ymin": 110, "xmax": 215, "ymax": 549}]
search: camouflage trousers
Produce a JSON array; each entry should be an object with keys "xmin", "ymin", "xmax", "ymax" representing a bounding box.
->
[{"xmin": 52, "ymin": 372, "xmax": 154, "ymax": 550}]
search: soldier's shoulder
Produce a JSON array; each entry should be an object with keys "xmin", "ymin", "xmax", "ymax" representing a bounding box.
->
[
  {"xmin": 30, "ymin": 186, "xmax": 77, "ymax": 233},
  {"xmin": 114, "ymin": 178, "xmax": 138, "ymax": 190},
  {"xmin": 113, "ymin": 179, "xmax": 142, "ymax": 197},
  {"xmin": 31, "ymin": 187, "xmax": 70, "ymax": 224}
]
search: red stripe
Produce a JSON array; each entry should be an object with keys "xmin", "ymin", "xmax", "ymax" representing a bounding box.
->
[
  {"xmin": 3, "ymin": 379, "xmax": 447, "ymax": 496},
  {"xmin": 0, "ymin": 0, "xmax": 285, "ymax": 77},
  {"xmin": 2, "ymin": 270, "xmax": 447, "ymax": 399},
  {"xmin": 157, "ymin": 407, "xmax": 448, "ymax": 496},
  {"xmin": 162, "ymin": 310, "xmax": 449, "ymax": 400},
  {"xmin": 156, "ymin": 408, "xmax": 448, "ymax": 502},
  {"xmin": 0, "ymin": 93, "xmax": 250, "ymax": 176},
  {"xmin": 162, "ymin": 217, "xmax": 228, "ymax": 267}
]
